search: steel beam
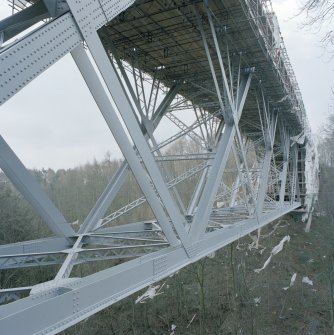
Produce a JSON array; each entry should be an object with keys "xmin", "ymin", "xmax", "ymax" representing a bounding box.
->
[
  {"xmin": 69, "ymin": 26, "xmax": 187, "ymax": 241},
  {"xmin": 279, "ymin": 128, "xmax": 290, "ymax": 207},
  {"xmin": 0, "ymin": 236, "xmax": 70, "ymax": 256},
  {"xmin": 0, "ymin": 1, "xmax": 49, "ymax": 44},
  {"xmin": 0, "ymin": 203, "xmax": 299, "ymax": 335},
  {"xmin": 78, "ymin": 79, "xmax": 181, "ymax": 234},
  {"xmin": 188, "ymin": 73, "xmax": 252, "ymax": 243},
  {"xmin": 71, "ymin": 45, "xmax": 180, "ymax": 246},
  {"xmin": 99, "ymin": 161, "xmax": 207, "ymax": 229},
  {"xmin": 0, "ymin": 1, "xmax": 314, "ymax": 333},
  {"xmin": 187, "ymin": 124, "xmax": 235, "ymax": 242},
  {"xmin": 0, "ymin": 135, "xmax": 75, "ymax": 238},
  {"xmin": 78, "ymin": 162, "xmax": 128, "ymax": 234}
]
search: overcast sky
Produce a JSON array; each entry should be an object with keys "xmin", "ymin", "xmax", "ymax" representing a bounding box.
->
[
  {"xmin": 0, "ymin": 1, "xmax": 332, "ymax": 170},
  {"xmin": 272, "ymin": 0, "xmax": 334, "ymax": 132}
]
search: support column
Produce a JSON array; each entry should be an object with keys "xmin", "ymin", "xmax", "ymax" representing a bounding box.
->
[
  {"xmin": 230, "ymin": 144, "xmax": 254, "ymax": 215},
  {"xmin": 256, "ymin": 113, "xmax": 278, "ymax": 214},
  {"xmin": 80, "ymin": 33, "xmax": 187, "ymax": 241},
  {"xmin": 79, "ymin": 78, "xmax": 180, "ymax": 234},
  {"xmin": 291, "ymin": 144, "xmax": 299, "ymax": 203},
  {"xmin": 203, "ymin": 5, "xmax": 258, "ymax": 214},
  {"xmin": 187, "ymin": 167, "xmax": 209, "ymax": 217},
  {"xmin": 256, "ymin": 150, "xmax": 273, "ymax": 214},
  {"xmin": 187, "ymin": 124, "xmax": 235, "ymax": 243},
  {"xmin": 279, "ymin": 128, "xmax": 290, "ymax": 207},
  {"xmin": 71, "ymin": 45, "xmax": 181, "ymax": 245},
  {"xmin": 279, "ymin": 162, "xmax": 289, "ymax": 207},
  {"xmin": 107, "ymin": 48, "xmax": 186, "ymax": 215},
  {"xmin": 187, "ymin": 74, "xmax": 252, "ymax": 243},
  {"xmin": 79, "ymin": 162, "xmax": 128, "ymax": 234}
]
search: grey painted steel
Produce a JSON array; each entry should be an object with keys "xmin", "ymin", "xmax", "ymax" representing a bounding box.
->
[
  {"xmin": 255, "ymin": 100, "xmax": 278, "ymax": 213},
  {"xmin": 99, "ymin": 161, "xmax": 207, "ymax": 228},
  {"xmin": 110, "ymin": 50, "xmax": 187, "ymax": 216},
  {"xmin": 0, "ymin": 0, "xmax": 135, "ymax": 105},
  {"xmin": 205, "ymin": 7, "xmax": 259, "ymax": 214},
  {"xmin": 0, "ymin": 0, "xmax": 312, "ymax": 333},
  {"xmin": 0, "ymin": 1, "xmax": 49, "ymax": 44},
  {"xmin": 187, "ymin": 167, "xmax": 209, "ymax": 217},
  {"xmin": 188, "ymin": 74, "xmax": 252, "ymax": 242},
  {"xmin": 291, "ymin": 144, "xmax": 299, "ymax": 202},
  {"xmin": 71, "ymin": 45, "xmax": 180, "ymax": 246},
  {"xmin": 78, "ymin": 161, "xmax": 128, "ymax": 233},
  {"xmin": 78, "ymin": 80, "xmax": 180, "ymax": 234},
  {"xmin": 188, "ymin": 124, "xmax": 236, "ymax": 243},
  {"xmin": 0, "ymin": 135, "xmax": 75, "ymax": 238},
  {"xmin": 279, "ymin": 134, "xmax": 290, "ymax": 207},
  {"xmin": 195, "ymin": 6, "xmax": 227, "ymax": 123},
  {"xmin": 230, "ymin": 144, "xmax": 254, "ymax": 214},
  {"xmin": 256, "ymin": 149, "xmax": 274, "ymax": 213},
  {"xmin": 0, "ymin": 12, "xmax": 81, "ymax": 105},
  {"xmin": 69, "ymin": 29, "xmax": 187, "ymax": 241},
  {"xmin": 0, "ymin": 203, "xmax": 300, "ymax": 335},
  {"xmin": 152, "ymin": 83, "xmax": 182, "ymax": 127},
  {"xmin": 0, "ymin": 236, "xmax": 70, "ymax": 256}
]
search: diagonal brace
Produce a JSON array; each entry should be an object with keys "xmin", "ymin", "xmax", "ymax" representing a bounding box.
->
[{"xmin": 0, "ymin": 135, "xmax": 74, "ymax": 239}]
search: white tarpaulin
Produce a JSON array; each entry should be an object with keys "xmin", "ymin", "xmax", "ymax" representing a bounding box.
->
[
  {"xmin": 291, "ymin": 126, "xmax": 319, "ymax": 223},
  {"xmin": 283, "ymin": 272, "xmax": 297, "ymax": 290},
  {"xmin": 255, "ymin": 236, "xmax": 290, "ymax": 273},
  {"xmin": 135, "ymin": 283, "xmax": 165, "ymax": 304},
  {"xmin": 302, "ymin": 276, "xmax": 313, "ymax": 286}
]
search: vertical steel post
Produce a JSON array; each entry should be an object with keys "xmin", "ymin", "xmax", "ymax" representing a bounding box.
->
[
  {"xmin": 279, "ymin": 130, "xmax": 290, "ymax": 207},
  {"xmin": 291, "ymin": 144, "xmax": 299, "ymax": 202},
  {"xmin": 256, "ymin": 114, "xmax": 278, "ymax": 214},
  {"xmin": 187, "ymin": 124, "xmax": 236, "ymax": 242}
]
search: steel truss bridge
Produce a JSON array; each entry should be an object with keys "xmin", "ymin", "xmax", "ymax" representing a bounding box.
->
[{"xmin": 0, "ymin": 0, "xmax": 315, "ymax": 333}]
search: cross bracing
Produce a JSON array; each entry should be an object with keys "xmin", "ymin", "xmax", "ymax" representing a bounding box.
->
[{"xmin": 0, "ymin": 0, "xmax": 316, "ymax": 334}]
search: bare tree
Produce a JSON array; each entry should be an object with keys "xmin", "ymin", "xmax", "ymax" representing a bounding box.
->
[{"xmin": 300, "ymin": 0, "xmax": 334, "ymax": 51}]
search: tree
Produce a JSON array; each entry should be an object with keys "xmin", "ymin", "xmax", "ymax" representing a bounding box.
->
[{"xmin": 300, "ymin": 0, "xmax": 334, "ymax": 51}]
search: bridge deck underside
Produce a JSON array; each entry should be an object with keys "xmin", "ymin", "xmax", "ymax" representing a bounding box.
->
[{"xmin": 100, "ymin": 0, "xmax": 303, "ymax": 137}]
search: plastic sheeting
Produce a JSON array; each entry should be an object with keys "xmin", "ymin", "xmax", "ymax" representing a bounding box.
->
[
  {"xmin": 254, "ymin": 236, "xmax": 290, "ymax": 273},
  {"xmin": 302, "ymin": 276, "xmax": 313, "ymax": 286},
  {"xmin": 303, "ymin": 134, "xmax": 319, "ymax": 221},
  {"xmin": 283, "ymin": 272, "xmax": 297, "ymax": 290},
  {"xmin": 291, "ymin": 126, "xmax": 319, "ymax": 222},
  {"xmin": 135, "ymin": 283, "xmax": 165, "ymax": 304}
]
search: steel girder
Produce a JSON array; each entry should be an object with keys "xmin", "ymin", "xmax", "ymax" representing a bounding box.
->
[{"xmin": 0, "ymin": 0, "xmax": 310, "ymax": 334}]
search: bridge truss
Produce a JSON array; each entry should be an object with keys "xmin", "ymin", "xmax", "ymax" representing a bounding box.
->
[{"xmin": 0, "ymin": 0, "xmax": 317, "ymax": 334}]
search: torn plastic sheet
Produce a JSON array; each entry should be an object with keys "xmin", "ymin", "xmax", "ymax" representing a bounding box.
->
[
  {"xmin": 170, "ymin": 324, "xmax": 177, "ymax": 335},
  {"xmin": 302, "ymin": 276, "xmax": 313, "ymax": 286},
  {"xmin": 254, "ymin": 236, "xmax": 290, "ymax": 273},
  {"xmin": 254, "ymin": 255, "xmax": 272, "ymax": 273},
  {"xmin": 302, "ymin": 132, "xmax": 319, "ymax": 222},
  {"xmin": 291, "ymin": 126, "xmax": 319, "ymax": 223},
  {"xmin": 135, "ymin": 283, "xmax": 165, "ymax": 304},
  {"xmin": 274, "ymin": 95, "xmax": 289, "ymax": 104},
  {"xmin": 283, "ymin": 272, "xmax": 297, "ymax": 290},
  {"xmin": 272, "ymin": 235, "xmax": 290, "ymax": 254},
  {"xmin": 291, "ymin": 132, "xmax": 305, "ymax": 145},
  {"xmin": 206, "ymin": 252, "xmax": 216, "ymax": 259}
]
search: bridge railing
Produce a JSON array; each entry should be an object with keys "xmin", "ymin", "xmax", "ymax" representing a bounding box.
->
[{"xmin": 241, "ymin": 0, "xmax": 308, "ymax": 133}]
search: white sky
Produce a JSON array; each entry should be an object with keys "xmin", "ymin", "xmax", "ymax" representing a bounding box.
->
[
  {"xmin": 271, "ymin": 0, "xmax": 334, "ymax": 132},
  {"xmin": 0, "ymin": 1, "xmax": 333, "ymax": 170}
]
